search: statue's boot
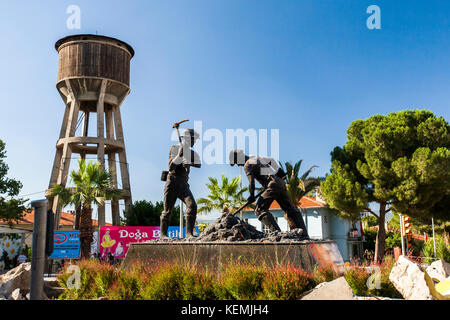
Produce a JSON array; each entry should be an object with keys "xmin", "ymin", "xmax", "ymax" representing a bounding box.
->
[
  {"xmin": 185, "ymin": 215, "xmax": 197, "ymax": 238},
  {"xmin": 285, "ymin": 211, "xmax": 310, "ymax": 239},
  {"xmin": 260, "ymin": 214, "xmax": 281, "ymax": 232},
  {"xmin": 160, "ymin": 215, "xmax": 170, "ymax": 239}
]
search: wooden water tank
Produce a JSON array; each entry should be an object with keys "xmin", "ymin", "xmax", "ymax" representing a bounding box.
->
[{"xmin": 55, "ymin": 34, "xmax": 134, "ymax": 87}]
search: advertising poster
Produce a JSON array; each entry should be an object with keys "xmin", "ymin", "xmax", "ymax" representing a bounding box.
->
[
  {"xmin": 99, "ymin": 226, "xmax": 200, "ymax": 258},
  {"xmin": 99, "ymin": 226, "xmax": 159, "ymax": 259},
  {"xmin": 49, "ymin": 231, "xmax": 81, "ymax": 259},
  {"xmin": 167, "ymin": 226, "xmax": 199, "ymax": 239},
  {"xmin": 90, "ymin": 230, "xmax": 99, "ymax": 257}
]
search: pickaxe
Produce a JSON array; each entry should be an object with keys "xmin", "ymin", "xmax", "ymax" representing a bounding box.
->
[
  {"xmin": 230, "ymin": 190, "xmax": 265, "ymax": 217},
  {"xmin": 172, "ymin": 119, "xmax": 189, "ymax": 145}
]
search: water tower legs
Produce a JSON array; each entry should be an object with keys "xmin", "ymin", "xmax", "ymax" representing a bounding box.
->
[{"xmin": 47, "ymin": 78, "xmax": 132, "ymax": 229}]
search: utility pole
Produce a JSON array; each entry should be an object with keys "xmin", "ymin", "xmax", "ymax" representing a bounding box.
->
[
  {"xmin": 179, "ymin": 201, "xmax": 184, "ymax": 238},
  {"xmin": 432, "ymin": 215, "xmax": 436, "ymax": 257},
  {"xmin": 30, "ymin": 199, "xmax": 48, "ymax": 300},
  {"xmin": 399, "ymin": 214, "xmax": 405, "ymax": 256}
]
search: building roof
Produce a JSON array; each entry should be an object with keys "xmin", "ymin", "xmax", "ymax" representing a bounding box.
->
[
  {"xmin": 0, "ymin": 209, "xmax": 111, "ymax": 230},
  {"xmin": 245, "ymin": 196, "xmax": 327, "ymax": 211},
  {"xmin": 270, "ymin": 196, "xmax": 327, "ymax": 210}
]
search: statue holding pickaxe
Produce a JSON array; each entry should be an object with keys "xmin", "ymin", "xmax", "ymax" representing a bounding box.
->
[
  {"xmin": 160, "ymin": 120, "xmax": 201, "ymax": 238},
  {"xmin": 229, "ymin": 149, "xmax": 310, "ymax": 238}
]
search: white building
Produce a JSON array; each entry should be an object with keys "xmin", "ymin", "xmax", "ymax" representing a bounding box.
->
[{"xmin": 240, "ymin": 196, "xmax": 364, "ymax": 261}]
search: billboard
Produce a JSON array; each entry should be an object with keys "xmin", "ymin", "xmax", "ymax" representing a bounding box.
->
[
  {"xmin": 98, "ymin": 226, "xmax": 200, "ymax": 258},
  {"xmin": 167, "ymin": 226, "xmax": 199, "ymax": 238},
  {"xmin": 90, "ymin": 230, "xmax": 99, "ymax": 256},
  {"xmin": 49, "ymin": 231, "xmax": 81, "ymax": 259},
  {"xmin": 99, "ymin": 226, "xmax": 159, "ymax": 259}
]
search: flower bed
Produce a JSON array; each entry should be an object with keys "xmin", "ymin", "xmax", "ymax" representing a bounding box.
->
[{"xmin": 56, "ymin": 259, "xmax": 340, "ymax": 300}]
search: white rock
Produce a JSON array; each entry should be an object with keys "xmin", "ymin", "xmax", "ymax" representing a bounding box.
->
[
  {"xmin": 301, "ymin": 277, "xmax": 356, "ymax": 300},
  {"xmin": 10, "ymin": 288, "xmax": 23, "ymax": 300},
  {"xmin": 426, "ymin": 260, "xmax": 450, "ymax": 282},
  {"xmin": 0, "ymin": 262, "xmax": 31, "ymax": 298},
  {"xmin": 389, "ymin": 256, "xmax": 432, "ymax": 300}
]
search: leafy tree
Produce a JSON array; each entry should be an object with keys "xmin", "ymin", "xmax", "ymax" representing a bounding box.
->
[
  {"xmin": 321, "ymin": 110, "xmax": 450, "ymax": 262},
  {"xmin": 50, "ymin": 159, "xmax": 121, "ymax": 258},
  {"xmin": 389, "ymin": 205, "xmax": 450, "ymax": 245},
  {"xmin": 361, "ymin": 215, "xmax": 378, "ymax": 228},
  {"xmin": 422, "ymin": 237, "xmax": 450, "ymax": 264},
  {"xmin": 279, "ymin": 160, "xmax": 321, "ymax": 206},
  {"xmin": 363, "ymin": 228, "xmax": 402, "ymax": 252},
  {"xmin": 197, "ymin": 174, "xmax": 247, "ymax": 214},
  {"xmin": 123, "ymin": 200, "xmax": 180, "ymax": 226},
  {"xmin": 0, "ymin": 139, "xmax": 28, "ymax": 226}
]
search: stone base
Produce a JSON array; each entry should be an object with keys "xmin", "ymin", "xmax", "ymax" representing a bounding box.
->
[{"xmin": 122, "ymin": 240, "xmax": 344, "ymax": 273}]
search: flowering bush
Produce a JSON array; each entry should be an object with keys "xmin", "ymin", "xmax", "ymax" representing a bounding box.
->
[
  {"xmin": 312, "ymin": 264, "xmax": 341, "ymax": 284},
  {"xmin": 261, "ymin": 265, "xmax": 315, "ymax": 300},
  {"xmin": 0, "ymin": 234, "xmax": 22, "ymax": 269},
  {"xmin": 217, "ymin": 263, "xmax": 266, "ymax": 300},
  {"xmin": 56, "ymin": 257, "xmax": 403, "ymax": 300},
  {"xmin": 344, "ymin": 255, "xmax": 402, "ymax": 298}
]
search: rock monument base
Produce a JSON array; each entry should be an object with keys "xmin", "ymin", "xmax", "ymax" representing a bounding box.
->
[{"xmin": 122, "ymin": 240, "xmax": 344, "ymax": 273}]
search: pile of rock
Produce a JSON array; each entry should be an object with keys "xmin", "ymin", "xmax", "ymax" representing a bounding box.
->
[
  {"xmin": 0, "ymin": 263, "xmax": 64, "ymax": 300},
  {"xmin": 194, "ymin": 213, "xmax": 309, "ymax": 242},
  {"xmin": 301, "ymin": 257, "xmax": 450, "ymax": 300},
  {"xmin": 0, "ymin": 262, "xmax": 33, "ymax": 300},
  {"xmin": 389, "ymin": 256, "xmax": 450, "ymax": 300},
  {"xmin": 153, "ymin": 213, "xmax": 309, "ymax": 243},
  {"xmin": 195, "ymin": 213, "xmax": 265, "ymax": 242}
]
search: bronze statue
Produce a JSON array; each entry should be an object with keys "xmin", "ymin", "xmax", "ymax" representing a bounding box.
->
[
  {"xmin": 160, "ymin": 129, "xmax": 201, "ymax": 238},
  {"xmin": 229, "ymin": 149, "xmax": 310, "ymax": 238}
]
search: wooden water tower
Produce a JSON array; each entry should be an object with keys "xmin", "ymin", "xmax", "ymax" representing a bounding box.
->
[{"xmin": 47, "ymin": 34, "xmax": 134, "ymax": 229}]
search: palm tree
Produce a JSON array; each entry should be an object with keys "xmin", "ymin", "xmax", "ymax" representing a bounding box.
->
[
  {"xmin": 279, "ymin": 160, "xmax": 321, "ymax": 206},
  {"xmin": 197, "ymin": 174, "xmax": 248, "ymax": 214},
  {"xmin": 50, "ymin": 159, "xmax": 122, "ymax": 258}
]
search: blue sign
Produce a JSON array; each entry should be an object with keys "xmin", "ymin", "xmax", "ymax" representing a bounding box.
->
[
  {"xmin": 167, "ymin": 226, "xmax": 199, "ymax": 239},
  {"xmin": 49, "ymin": 231, "xmax": 81, "ymax": 259}
]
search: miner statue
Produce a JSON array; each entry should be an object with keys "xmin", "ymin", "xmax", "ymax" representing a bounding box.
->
[
  {"xmin": 160, "ymin": 128, "xmax": 201, "ymax": 238},
  {"xmin": 229, "ymin": 149, "xmax": 309, "ymax": 238}
]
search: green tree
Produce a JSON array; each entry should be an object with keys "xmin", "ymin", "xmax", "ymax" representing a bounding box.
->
[
  {"xmin": 361, "ymin": 215, "xmax": 378, "ymax": 228},
  {"xmin": 388, "ymin": 211, "xmax": 450, "ymax": 245},
  {"xmin": 279, "ymin": 160, "xmax": 321, "ymax": 206},
  {"xmin": 0, "ymin": 139, "xmax": 28, "ymax": 226},
  {"xmin": 197, "ymin": 174, "xmax": 248, "ymax": 214},
  {"xmin": 50, "ymin": 159, "xmax": 121, "ymax": 258},
  {"xmin": 321, "ymin": 110, "xmax": 450, "ymax": 262},
  {"xmin": 123, "ymin": 200, "xmax": 180, "ymax": 226}
]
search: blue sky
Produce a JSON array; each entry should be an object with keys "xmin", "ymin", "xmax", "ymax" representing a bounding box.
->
[{"xmin": 0, "ymin": 1, "xmax": 449, "ymax": 222}]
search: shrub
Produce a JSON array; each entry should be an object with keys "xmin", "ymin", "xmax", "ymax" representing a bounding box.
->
[
  {"xmin": 109, "ymin": 273, "xmax": 142, "ymax": 300},
  {"xmin": 218, "ymin": 263, "xmax": 266, "ymax": 300},
  {"xmin": 368, "ymin": 255, "xmax": 402, "ymax": 299},
  {"xmin": 57, "ymin": 259, "xmax": 118, "ymax": 300},
  {"xmin": 344, "ymin": 266, "xmax": 369, "ymax": 296},
  {"xmin": 141, "ymin": 264, "xmax": 185, "ymax": 300},
  {"xmin": 180, "ymin": 267, "xmax": 219, "ymax": 300},
  {"xmin": 312, "ymin": 264, "xmax": 341, "ymax": 284},
  {"xmin": 261, "ymin": 265, "xmax": 314, "ymax": 300},
  {"xmin": 363, "ymin": 229, "xmax": 377, "ymax": 252},
  {"xmin": 422, "ymin": 237, "xmax": 450, "ymax": 264},
  {"xmin": 344, "ymin": 256, "xmax": 402, "ymax": 299},
  {"xmin": 385, "ymin": 231, "xmax": 402, "ymax": 251},
  {"xmin": 56, "ymin": 258, "xmax": 403, "ymax": 300}
]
